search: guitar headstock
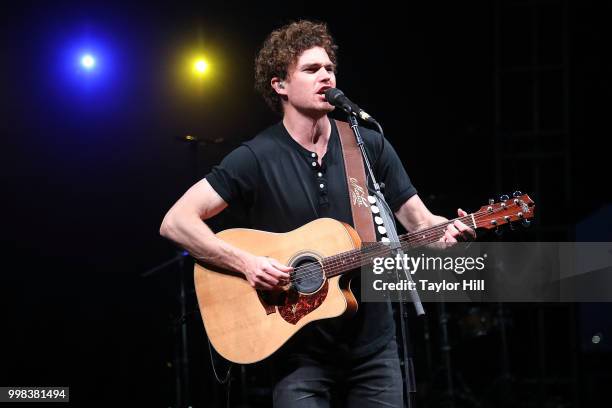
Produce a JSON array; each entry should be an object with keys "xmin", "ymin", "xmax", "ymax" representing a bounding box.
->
[{"xmin": 473, "ymin": 192, "xmax": 535, "ymax": 231}]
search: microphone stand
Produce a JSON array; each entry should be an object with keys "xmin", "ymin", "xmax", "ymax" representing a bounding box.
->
[
  {"xmin": 141, "ymin": 134, "xmax": 225, "ymax": 407},
  {"xmin": 346, "ymin": 114, "xmax": 424, "ymax": 408},
  {"xmin": 141, "ymin": 250, "xmax": 192, "ymax": 408}
]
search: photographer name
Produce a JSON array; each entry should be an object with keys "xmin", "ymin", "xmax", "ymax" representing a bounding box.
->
[{"xmin": 373, "ymin": 279, "xmax": 485, "ymax": 292}]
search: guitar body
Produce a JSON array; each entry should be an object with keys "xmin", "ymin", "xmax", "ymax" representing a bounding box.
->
[{"xmin": 194, "ymin": 218, "xmax": 362, "ymax": 364}]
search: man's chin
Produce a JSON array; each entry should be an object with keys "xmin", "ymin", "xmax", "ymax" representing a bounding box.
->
[
  {"xmin": 323, "ymin": 105, "xmax": 335, "ymax": 114},
  {"xmin": 299, "ymin": 104, "xmax": 334, "ymax": 118},
  {"xmin": 319, "ymin": 103, "xmax": 335, "ymax": 114}
]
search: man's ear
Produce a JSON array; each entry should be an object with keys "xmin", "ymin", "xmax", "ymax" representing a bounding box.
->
[{"xmin": 271, "ymin": 77, "xmax": 287, "ymax": 95}]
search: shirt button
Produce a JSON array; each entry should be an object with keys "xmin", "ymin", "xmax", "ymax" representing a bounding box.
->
[
  {"xmin": 311, "ymin": 162, "xmax": 317, "ymax": 167},
  {"xmin": 319, "ymin": 184, "xmax": 325, "ymax": 189},
  {"xmin": 311, "ymin": 152, "xmax": 316, "ymax": 158},
  {"xmin": 317, "ymin": 172, "xmax": 323, "ymax": 177}
]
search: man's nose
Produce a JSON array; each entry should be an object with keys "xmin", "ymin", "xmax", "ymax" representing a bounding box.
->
[{"xmin": 318, "ymin": 67, "xmax": 332, "ymax": 81}]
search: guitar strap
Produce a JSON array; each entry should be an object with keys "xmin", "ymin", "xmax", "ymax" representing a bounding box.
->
[{"xmin": 335, "ymin": 120, "xmax": 376, "ymax": 243}]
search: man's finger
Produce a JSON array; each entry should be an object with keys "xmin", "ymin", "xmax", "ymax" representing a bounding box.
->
[
  {"xmin": 269, "ymin": 258, "xmax": 293, "ymax": 272},
  {"xmin": 447, "ymin": 223, "xmax": 460, "ymax": 237},
  {"xmin": 454, "ymin": 220, "xmax": 476, "ymax": 239},
  {"xmin": 258, "ymin": 269, "xmax": 280, "ymax": 286},
  {"xmin": 453, "ymin": 220, "xmax": 469, "ymax": 232},
  {"xmin": 445, "ymin": 230, "xmax": 457, "ymax": 243},
  {"xmin": 267, "ymin": 267, "xmax": 290, "ymax": 280}
]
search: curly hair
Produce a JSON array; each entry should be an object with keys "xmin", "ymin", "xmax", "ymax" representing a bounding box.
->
[{"xmin": 254, "ymin": 20, "xmax": 339, "ymax": 114}]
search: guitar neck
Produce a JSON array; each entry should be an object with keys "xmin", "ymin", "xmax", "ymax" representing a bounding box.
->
[
  {"xmin": 322, "ymin": 215, "xmax": 473, "ymax": 278},
  {"xmin": 320, "ymin": 193, "xmax": 535, "ymax": 278}
]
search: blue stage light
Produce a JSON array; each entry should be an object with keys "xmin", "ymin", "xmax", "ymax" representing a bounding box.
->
[{"xmin": 81, "ymin": 54, "xmax": 96, "ymax": 69}]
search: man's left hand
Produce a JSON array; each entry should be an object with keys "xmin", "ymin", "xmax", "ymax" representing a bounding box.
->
[{"xmin": 440, "ymin": 208, "xmax": 476, "ymax": 244}]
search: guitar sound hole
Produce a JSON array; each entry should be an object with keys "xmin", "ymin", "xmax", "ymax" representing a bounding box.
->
[{"xmin": 291, "ymin": 255, "xmax": 324, "ymax": 294}]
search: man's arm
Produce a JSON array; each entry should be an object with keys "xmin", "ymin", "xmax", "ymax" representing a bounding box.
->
[
  {"xmin": 394, "ymin": 194, "xmax": 475, "ymax": 242},
  {"xmin": 159, "ymin": 179, "xmax": 290, "ymax": 290}
]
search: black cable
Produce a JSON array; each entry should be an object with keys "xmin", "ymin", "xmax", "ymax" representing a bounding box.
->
[{"xmin": 207, "ymin": 338, "xmax": 232, "ymax": 384}]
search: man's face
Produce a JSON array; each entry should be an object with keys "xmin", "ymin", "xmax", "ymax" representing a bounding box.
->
[{"xmin": 282, "ymin": 47, "xmax": 336, "ymax": 115}]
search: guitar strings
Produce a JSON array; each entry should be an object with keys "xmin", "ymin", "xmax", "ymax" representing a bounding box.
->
[
  {"xmin": 293, "ymin": 209, "xmax": 511, "ymax": 281},
  {"xmin": 292, "ymin": 203, "xmax": 528, "ymax": 282},
  {"xmin": 288, "ymin": 202, "xmax": 530, "ymax": 283}
]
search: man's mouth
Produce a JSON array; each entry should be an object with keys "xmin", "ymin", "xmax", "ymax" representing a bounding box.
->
[{"xmin": 317, "ymin": 86, "xmax": 332, "ymax": 96}]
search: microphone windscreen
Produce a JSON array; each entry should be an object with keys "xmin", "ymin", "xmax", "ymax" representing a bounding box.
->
[{"xmin": 324, "ymin": 88, "xmax": 344, "ymax": 104}]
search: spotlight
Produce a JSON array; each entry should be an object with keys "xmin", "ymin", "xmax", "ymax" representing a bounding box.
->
[
  {"xmin": 193, "ymin": 59, "xmax": 209, "ymax": 75},
  {"xmin": 81, "ymin": 54, "xmax": 96, "ymax": 69}
]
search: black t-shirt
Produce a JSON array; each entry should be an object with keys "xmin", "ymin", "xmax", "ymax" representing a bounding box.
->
[{"xmin": 206, "ymin": 118, "xmax": 417, "ymax": 358}]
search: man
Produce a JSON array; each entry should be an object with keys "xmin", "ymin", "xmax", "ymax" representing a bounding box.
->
[{"xmin": 160, "ymin": 20, "xmax": 474, "ymax": 407}]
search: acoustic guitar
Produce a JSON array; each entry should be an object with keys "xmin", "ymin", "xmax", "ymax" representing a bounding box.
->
[{"xmin": 194, "ymin": 193, "xmax": 535, "ymax": 363}]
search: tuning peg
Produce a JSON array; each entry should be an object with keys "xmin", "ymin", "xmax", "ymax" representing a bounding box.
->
[
  {"xmin": 489, "ymin": 198, "xmax": 495, "ymax": 205},
  {"xmin": 495, "ymin": 227, "xmax": 504, "ymax": 236},
  {"xmin": 513, "ymin": 191, "xmax": 522, "ymax": 197},
  {"xmin": 500, "ymin": 194, "xmax": 510, "ymax": 202},
  {"xmin": 522, "ymin": 219, "xmax": 531, "ymax": 228}
]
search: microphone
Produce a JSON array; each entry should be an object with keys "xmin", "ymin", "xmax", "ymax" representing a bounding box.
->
[
  {"xmin": 324, "ymin": 88, "xmax": 377, "ymax": 124},
  {"xmin": 176, "ymin": 135, "xmax": 225, "ymax": 145}
]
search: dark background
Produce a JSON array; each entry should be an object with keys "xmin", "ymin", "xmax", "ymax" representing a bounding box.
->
[{"xmin": 1, "ymin": 0, "xmax": 611, "ymax": 406}]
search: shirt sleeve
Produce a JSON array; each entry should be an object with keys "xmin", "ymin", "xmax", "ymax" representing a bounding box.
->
[
  {"xmin": 204, "ymin": 144, "xmax": 259, "ymax": 206},
  {"xmin": 374, "ymin": 136, "xmax": 418, "ymax": 212}
]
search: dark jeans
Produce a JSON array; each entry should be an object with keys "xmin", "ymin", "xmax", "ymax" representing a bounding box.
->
[{"xmin": 272, "ymin": 337, "xmax": 404, "ymax": 408}]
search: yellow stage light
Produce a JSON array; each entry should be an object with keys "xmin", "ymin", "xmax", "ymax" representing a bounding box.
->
[
  {"xmin": 171, "ymin": 45, "xmax": 225, "ymax": 97},
  {"xmin": 193, "ymin": 58, "xmax": 209, "ymax": 75}
]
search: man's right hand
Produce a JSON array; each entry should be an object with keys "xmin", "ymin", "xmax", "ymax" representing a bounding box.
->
[{"xmin": 243, "ymin": 256, "xmax": 293, "ymax": 290}]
